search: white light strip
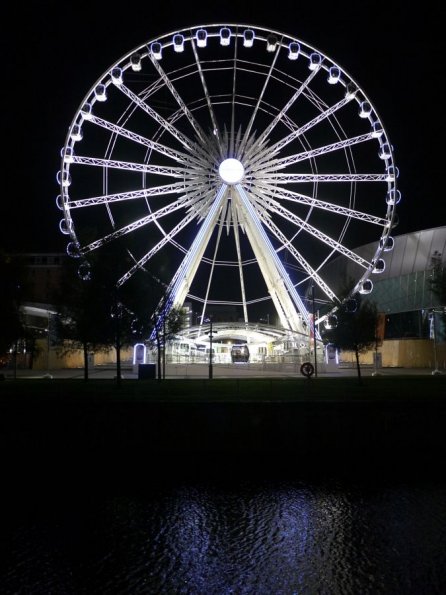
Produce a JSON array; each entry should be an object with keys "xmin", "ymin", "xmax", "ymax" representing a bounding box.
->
[
  {"xmin": 255, "ymin": 184, "xmax": 388, "ymax": 226},
  {"xmin": 167, "ymin": 184, "xmax": 228, "ymax": 307},
  {"xmin": 71, "ymin": 155, "xmax": 187, "ymax": 177},
  {"xmin": 148, "ymin": 51, "xmax": 206, "ymax": 144},
  {"xmin": 244, "ymin": 67, "xmax": 320, "ymax": 158},
  {"xmin": 116, "ymin": 82, "xmax": 195, "ymax": 152},
  {"xmin": 236, "ymin": 184, "xmax": 311, "ymax": 328},
  {"xmin": 69, "ymin": 182, "xmax": 190, "ymax": 209},
  {"xmin": 247, "ymin": 191, "xmax": 338, "ymax": 303},
  {"xmin": 88, "ymin": 114, "xmax": 191, "ymax": 164},
  {"xmin": 117, "ymin": 209, "xmax": 198, "ymax": 287},
  {"xmin": 83, "ymin": 187, "xmax": 209, "ymax": 254},
  {"xmin": 259, "ymin": 173, "xmax": 389, "ymax": 183},
  {"xmin": 252, "ymin": 188, "xmax": 371, "ymax": 269},
  {"xmin": 270, "ymin": 133, "xmax": 375, "ymax": 171}
]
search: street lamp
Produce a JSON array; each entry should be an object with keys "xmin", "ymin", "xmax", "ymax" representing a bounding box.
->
[
  {"xmin": 430, "ymin": 309, "xmax": 442, "ymax": 376},
  {"xmin": 311, "ymin": 284, "xmax": 318, "ymax": 378},
  {"xmin": 111, "ymin": 290, "xmax": 123, "ymax": 388},
  {"xmin": 205, "ymin": 317, "xmax": 216, "ymax": 379}
]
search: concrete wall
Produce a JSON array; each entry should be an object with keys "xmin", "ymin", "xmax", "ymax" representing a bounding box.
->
[
  {"xmin": 32, "ymin": 339, "xmax": 133, "ymax": 370},
  {"xmin": 29, "ymin": 338, "xmax": 446, "ymax": 371},
  {"xmin": 339, "ymin": 339, "xmax": 446, "ymax": 369}
]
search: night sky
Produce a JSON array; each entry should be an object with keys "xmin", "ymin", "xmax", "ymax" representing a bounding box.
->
[{"xmin": 2, "ymin": 1, "xmax": 443, "ymax": 253}]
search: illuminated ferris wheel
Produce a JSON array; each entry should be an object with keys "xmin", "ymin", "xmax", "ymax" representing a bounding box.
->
[{"xmin": 57, "ymin": 24, "xmax": 399, "ymax": 334}]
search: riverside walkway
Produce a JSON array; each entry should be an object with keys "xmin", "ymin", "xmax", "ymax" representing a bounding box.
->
[{"xmin": 2, "ymin": 362, "xmax": 443, "ymax": 380}]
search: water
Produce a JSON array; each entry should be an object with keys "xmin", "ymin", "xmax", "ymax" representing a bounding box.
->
[{"xmin": 2, "ymin": 475, "xmax": 446, "ymax": 594}]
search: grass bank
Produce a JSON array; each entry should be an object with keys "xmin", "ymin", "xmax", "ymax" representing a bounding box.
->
[
  {"xmin": 1, "ymin": 375, "xmax": 446, "ymax": 402},
  {"xmin": 2, "ymin": 375, "xmax": 446, "ymax": 487}
]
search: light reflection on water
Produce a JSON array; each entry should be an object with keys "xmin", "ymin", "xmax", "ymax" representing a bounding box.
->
[{"xmin": 2, "ymin": 478, "xmax": 446, "ymax": 594}]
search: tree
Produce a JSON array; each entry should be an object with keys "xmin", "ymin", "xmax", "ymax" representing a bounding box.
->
[
  {"xmin": 430, "ymin": 263, "xmax": 446, "ymax": 306},
  {"xmin": 323, "ymin": 294, "xmax": 379, "ymax": 384},
  {"xmin": 0, "ymin": 251, "xmax": 27, "ymax": 365},
  {"xmin": 160, "ymin": 306, "xmax": 187, "ymax": 379},
  {"xmin": 52, "ymin": 257, "xmax": 115, "ymax": 381},
  {"xmin": 116, "ymin": 266, "xmax": 187, "ymax": 380},
  {"xmin": 428, "ymin": 263, "xmax": 446, "ymax": 363},
  {"xmin": 150, "ymin": 302, "xmax": 187, "ymax": 380}
]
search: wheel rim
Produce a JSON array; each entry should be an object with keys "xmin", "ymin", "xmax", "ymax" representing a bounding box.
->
[{"xmin": 58, "ymin": 24, "xmax": 399, "ymax": 334}]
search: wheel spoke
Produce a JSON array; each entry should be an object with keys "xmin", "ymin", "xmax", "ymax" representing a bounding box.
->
[
  {"xmin": 248, "ymin": 185, "xmax": 371, "ymax": 269},
  {"xmin": 248, "ymin": 193, "xmax": 338, "ymax": 302},
  {"xmin": 254, "ymin": 184, "xmax": 388, "ymax": 226},
  {"xmin": 231, "ymin": 201, "xmax": 249, "ymax": 322},
  {"xmin": 200, "ymin": 205, "xmax": 227, "ymax": 323},
  {"xmin": 117, "ymin": 209, "xmax": 198, "ymax": 287},
  {"xmin": 238, "ymin": 39, "xmax": 282, "ymax": 156},
  {"xmin": 162, "ymin": 184, "xmax": 228, "ymax": 309},
  {"xmin": 148, "ymin": 50, "xmax": 206, "ymax": 144},
  {"xmin": 71, "ymin": 155, "xmax": 187, "ymax": 177},
  {"xmin": 230, "ymin": 33, "xmax": 238, "ymax": 158},
  {"xmin": 115, "ymin": 81, "xmax": 197, "ymax": 152},
  {"xmin": 235, "ymin": 184, "xmax": 311, "ymax": 329},
  {"xmin": 68, "ymin": 182, "xmax": 192, "ymax": 209},
  {"xmin": 261, "ymin": 132, "xmax": 375, "ymax": 172},
  {"xmin": 260, "ymin": 173, "xmax": 389, "ymax": 183},
  {"xmin": 82, "ymin": 187, "xmax": 211, "ymax": 254},
  {"xmin": 244, "ymin": 66, "xmax": 321, "ymax": 159},
  {"xmin": 249, "ymin": 95, "xmax": 353, "ymax": 164},
  {"xmin": 88, "ymin": 114, "xmax": 195, "ymax": 165},
  {"xmin": 190, "ymin": 39, "xmax": 223, "ymax": 153}
]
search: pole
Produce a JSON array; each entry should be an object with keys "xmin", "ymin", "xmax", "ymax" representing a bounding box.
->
[
  {"xmin": 114, "ymin": 291, "xmax": 122, "ymax": 388},
  {"xmin": 312, "ymin": 284, "xmax": 318, "ymax": 377},
  {"xmin": 47, "ymin": 311, "xmax": 50, "ymax": 374},
  {"xmin": 432, "ymin": 309, "xmax": 440, "ymax": 375},
  {"xmin": 163, "ymin": 315, "xmax": 166, "ymax": 379},
  {"xmin": 209, "ymin": 318, "xmax": 213, "ymax": 380},
  {"xmin": 13, "ymin": 339, "xmax": 18, "ymax": 380}
]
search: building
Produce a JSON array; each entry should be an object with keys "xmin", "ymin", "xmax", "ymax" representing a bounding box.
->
[{"xmin": 325, "ymin": 225, "xmax": 446, "ymax": 368}]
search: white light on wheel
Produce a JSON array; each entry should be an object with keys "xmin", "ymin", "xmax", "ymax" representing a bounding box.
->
[
  {"xmin": 196, "ymin": 29, "xmax": 207, "ymax": 47},
  {"xmin": 94, "ymin": 84, "xmax": 107, "ymax": 102},
  {"xmin": 220, "ymin": 27, "xmax": 231, "ymax": 46},
  {"xmin": 328, "ymin": 66, "xmax": 340, "ymax": 84},
  {"xmin": 173, "ymin": 34, "xmax": 184, "ymax": 52},
  {"xmin": 70, "ymin": 124, "xmax": 83, "ymax": 141},
  {"xmin": 219, "ymin": 159, "xmax": 245, "ymax": 184},
  {"xmin": 359, "ymin": 101, "xmax": 372, "ymax": 118},
  {"xmin": 309, "ymin": 52, "xmax": 321, "ymax": 70},
  {"xmin": 111, "ymin": 67, "xmax": 123, "ymax": 85},
  {"xmin": 131, "ymin": 53, "xmax": 142, "ymax": 71},
  {"xmin": 288, "ymin": 42, "xmax": 300, "ymax": 60},
  {"xmin": 150, "ymin": 42, "xmax": 162, "ymax": 60},
  {"xmin": 243, "ymin": 29, "xmax": 255, "ymax": 47},
  {"xmin": 386, "ymin": 189, "xmax": 401, "ymax": 205},
  {"xmin": 266, "ymin": 35, "xmax": 277, "ymax": 52},
  {"xmin": 379, "ymin": 143, "xmax": 392, "ymax": 159}
]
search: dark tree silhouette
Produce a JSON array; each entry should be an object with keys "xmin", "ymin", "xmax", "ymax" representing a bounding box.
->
[
  {"xmin": 430, "ymin": 264, "xmax": 446, "ymax": 307},
  {"xmin": 52, "ymin": 257, "xmax": 115, "ymax": 381},
  {"xmin": 0, "ymin": 251, "xmax": 25, "ymax": 357},
  {"xmin": 323, "ymin": 293, "xmax": 379, "ymax": 384}
]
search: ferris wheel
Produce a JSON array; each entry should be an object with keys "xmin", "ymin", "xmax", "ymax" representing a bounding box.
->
[{"xmin": 57, "ymin": 24, "xmax": 399, "ymax": 335}]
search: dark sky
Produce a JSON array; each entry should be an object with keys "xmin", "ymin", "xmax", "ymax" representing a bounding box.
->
[{"xmin": 2, "ymin": 0, "xmax": 443, "ymax": 253}]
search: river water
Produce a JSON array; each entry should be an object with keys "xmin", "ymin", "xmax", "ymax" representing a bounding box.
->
[{"xmin": 2, "ymin": 472, "xmax": 446, "ymax": 594}]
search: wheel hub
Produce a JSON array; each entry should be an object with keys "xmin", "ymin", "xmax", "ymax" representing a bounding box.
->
[{"xmin": 218, "ymin": 158, "xmax": 245, "ymax": 184}]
